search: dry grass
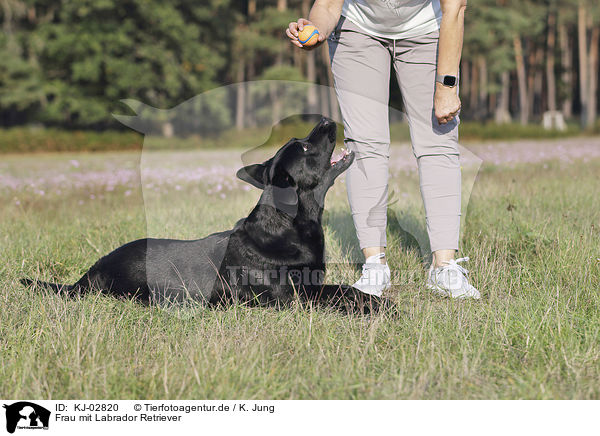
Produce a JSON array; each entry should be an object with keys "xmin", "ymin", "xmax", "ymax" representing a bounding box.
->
[{"xmin": 1, "ymin": 142, "xmax": 599, "ymax": 399}]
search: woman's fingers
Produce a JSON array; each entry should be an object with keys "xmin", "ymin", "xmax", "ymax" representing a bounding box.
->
[
  {"xmin": 286, "ymin": 22, "xmax": 304, "ymax": 48},
  {"xmin": 288, "ymin": 21, "xmax": 299, "ymax": 37},
  {"xmin": 445, "ymin": 106, "xmax": 460, "ymax": 123},
  {"xmin": 297, "ymin": 18, "xmax": 311, "ymax": 31},
  {"xmin": 286, "ymin": 27, "xmax": 303, "ymax": 48},
  {"xmin": 439, "ymin": 109, "xmax": 460, "ymax": 124}
]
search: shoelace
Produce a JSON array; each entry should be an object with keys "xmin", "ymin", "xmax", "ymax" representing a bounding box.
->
[
  {"xmin": 361, "ymin": 262, "xmax": 387, "ymax": 275},
  {"xmin": 361, "ymin": 252, "xmax": 386, "ymax": 275},
  {"xmin": 438, "ymin": 256, "xmax": 470, "ymax": 276}
]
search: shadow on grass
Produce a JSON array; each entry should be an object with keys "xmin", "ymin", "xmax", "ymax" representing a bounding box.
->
[{"xmin": 324, "ymin": 208, "xmax": 431, "ymax": 270}]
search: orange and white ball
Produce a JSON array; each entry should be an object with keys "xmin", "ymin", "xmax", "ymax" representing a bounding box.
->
[{"xmin": 298, "ymin": 25, "xmax": 319, "ymax": 47}]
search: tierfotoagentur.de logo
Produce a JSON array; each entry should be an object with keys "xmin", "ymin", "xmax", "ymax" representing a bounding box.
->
[{"xmin": 2, "ymin": 402, "xmax": 50, "ymax": 434}]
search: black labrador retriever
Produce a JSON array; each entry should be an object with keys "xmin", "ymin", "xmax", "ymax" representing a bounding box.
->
[{"xmin": 21, "ymin": 118, "xmax": 381, "ymax": 312}]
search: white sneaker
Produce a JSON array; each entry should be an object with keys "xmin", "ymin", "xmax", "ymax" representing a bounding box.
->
[
  {"xmin": 426, "ymin": 257, "xmax": 481, "ymax": 300},
  {"xmin": 353, "ymin": 253, "xmax": 391, "ymax": 297}
]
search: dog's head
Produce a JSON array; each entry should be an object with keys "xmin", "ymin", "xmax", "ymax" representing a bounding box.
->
[{"xmin": 236, "ymin": 118, "xmax": 354, "ymax": 213}]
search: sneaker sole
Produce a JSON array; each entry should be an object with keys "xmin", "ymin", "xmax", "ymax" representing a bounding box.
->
[
  {"xmin": 353, "ymin": 282, "xmax": 391, "ymax": 298},
  {"xmin": 426, "ymin": 282, "xmax": 481, "ymax": 300}
]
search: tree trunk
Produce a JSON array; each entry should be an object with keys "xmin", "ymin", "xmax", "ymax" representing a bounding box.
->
[
  {"xmin": 495, "ymin": 71, "xmax": 511, "ymax": 123},
  {"xmin": 546, "ymin": 12, "xmax": 557, "ymax": 112},
  {"xmin": 275, "ymin": 0, "xmax": 286, "ymax": 66},
  {"xmin": 319, "ymin": 83, "xmax": 329, "ymax": 118},
  {"xmin": 271, "ymin": 0, "xmax": 288, "ymax": 121},
  {"xmin": 526, "ymin": 44, "xmax": 544, "ymax": 120},
  {"xmin": 320, "ymin": 46, "xmax": 339, "ymax": 119},
  {"xmin": 469, "ymin": 60, "xmax": 478, "ymax": 113},
  {"xmin": 513, "ymin": 36, "xmax": 528, "ymax": 124},
  {"xmin": 306, "ymin": 52, "xmax": 318, "ymax": 114},
  {"xmin": 577, "ymin": 1, "xmax": 588, "ymax": 127},
  {"xmin": 276, "ymin": 0, "xmax": 287, "ymax": 64},
  {"xmin": 489, "ymin": 90, "xmax": 497, "ymax": 116},
  {"xmin": 318, "ymin": 47, "xmax": 330, "ymax": 117},
  {"xmin": 587, "ymin": 26, "xmax": 599, "ymax": 128},
  {"xmin": 533, "ymin": 46, "xmax": 544, "ymax": 117},
  {"xmin": 269, "ymin": 83, "xmax": 282, "ymax": 125},
  {"xmin": 460, "ymin": 59, "xmax": 470, "ymax": 112},
  {"xmin": 246, "ymin": 0, "xmax": 256, "ymax": 128},
  {"xmin": 478, "ymin": 57, "xmax": 488, "ymax": 119},
  {"xmin": 235, "ymin": 55, "xmax": 246, "ymax": 130},
  {"xmin": 246, "ymin": 58, "xmax": 256, "ymax": 128},
  {"xmin": 302, "ymin": 0, "xmax": 318, "ymax": 114},
  {"xmin": 526, "ymin": 43, "xmax": 536, "ymax": 120},
  {"xmin": 559, "ymin": 20, "xmax": 572, "ymax": 118}
]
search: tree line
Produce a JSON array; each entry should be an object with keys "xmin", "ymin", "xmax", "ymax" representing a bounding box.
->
[{"xmin": 0, "ymin": 0, "xmax": 598, "ymax": 131}]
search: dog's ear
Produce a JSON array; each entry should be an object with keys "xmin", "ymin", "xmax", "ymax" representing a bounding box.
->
[{"xmin": 236, "ymin": 163, "xmax": 268, "ymax": 189}]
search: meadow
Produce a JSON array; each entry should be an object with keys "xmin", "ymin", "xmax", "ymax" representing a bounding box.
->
[{"xmin": 1, "ymin": 136, "xmax": 599, "ymax": 399}]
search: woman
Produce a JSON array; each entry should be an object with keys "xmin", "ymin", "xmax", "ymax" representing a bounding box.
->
[{"xmin": 286, "ymin": 0, "xmax": 480, "ymax": 299}]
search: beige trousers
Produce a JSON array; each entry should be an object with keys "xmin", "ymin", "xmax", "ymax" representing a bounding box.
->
[{"xmin": 328, "ymin": 17, "xmax": 461, "ymax": 253}]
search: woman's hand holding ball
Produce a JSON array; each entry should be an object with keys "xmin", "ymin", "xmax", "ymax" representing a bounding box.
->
[{"xmin": 286, "ymin": 18, "xmax": 325, "ymax": 49}]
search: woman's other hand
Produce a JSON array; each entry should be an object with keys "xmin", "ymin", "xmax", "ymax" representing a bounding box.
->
[{"xmin": 434, "ymin": 84, "xmax": 461, "ymax": 124}]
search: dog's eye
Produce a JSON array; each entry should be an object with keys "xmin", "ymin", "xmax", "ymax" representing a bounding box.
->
[{"xmin": 302, "ymin": 144, "xmax": 308, "ymax": 152}]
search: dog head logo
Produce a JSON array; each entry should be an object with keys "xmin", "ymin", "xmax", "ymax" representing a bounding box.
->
[{"xmin": 3, "ymin": 402, "xmax": 50, "ymax": 434}]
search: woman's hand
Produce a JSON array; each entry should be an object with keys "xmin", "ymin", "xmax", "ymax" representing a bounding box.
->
[
  {"xmin": 434, "ymin": 84, "xmax": 461, "ymax": 124},
  {"xmin": 286, "ymin": 18, "xmax": 326, "ymax": 50}
]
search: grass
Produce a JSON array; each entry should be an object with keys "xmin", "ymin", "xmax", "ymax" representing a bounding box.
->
[
  {"xmin": 0, "ymin": 128, "xmax": 143, "ymax": 153},
  {"xmin": 2, "ymin": 117, "xmax": 600, "ymax": 154},
  {"xmin": 0, "ymin": 143, "xmax": 599, "ymax": 399}
]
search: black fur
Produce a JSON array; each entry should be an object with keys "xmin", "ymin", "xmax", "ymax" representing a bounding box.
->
[{"xmin": 21, "ymin": 118, "xmax": 381, "ymax": 313}]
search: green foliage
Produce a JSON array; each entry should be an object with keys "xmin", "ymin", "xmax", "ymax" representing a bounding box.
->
[
  {"xmin": 0, "ymin": 0, "xmax": 598, "ymax": 130},
  {"xmin": 0, "ymin": 0, "xmax": 233, "ymax": 127},
  {"xmin": 0, "ymin": 127, "xmax": 142, "ymax": 153},
  {"xmin": 458, "ymin": 121, "xmax": 582, "ymax": 141},
  {"xmin": 0, "ymin": 119, "xmax": 594, "ymax": 154},
  {"xmin": 464, "ymin": 0, "xmax": 544, "ymax": 78},
  {"xmin": 0, "ymin": 35, "xmax": 45, "ymax": 112}
]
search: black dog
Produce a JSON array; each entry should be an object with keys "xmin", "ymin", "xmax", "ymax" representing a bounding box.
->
[{"xmin": 21, "ymin": 118, "xmax": 380, "ymax": 312}]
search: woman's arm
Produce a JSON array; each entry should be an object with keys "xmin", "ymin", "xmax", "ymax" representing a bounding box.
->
[
  {"xmin": 286, "ymin": 0, "xmax": 344, "ymax": 50},
  {"xmin": 435, "ymin": 0, "xmax": 467, "ymax": 124}
]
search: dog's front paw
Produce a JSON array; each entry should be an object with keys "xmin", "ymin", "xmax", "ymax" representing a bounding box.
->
[{"xmin": 341, "ymin": 288, "xmax": 384, "ymax": 315}]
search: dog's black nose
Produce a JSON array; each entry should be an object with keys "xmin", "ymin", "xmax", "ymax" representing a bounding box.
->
[{"xmin": 320, "ymin": 117, "xmax": 334, "ymax": 127}]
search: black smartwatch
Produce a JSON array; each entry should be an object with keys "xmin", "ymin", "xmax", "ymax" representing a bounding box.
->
[{"xmin": 436, "ymin": 74, "xmax": 458, "ymax": 87}]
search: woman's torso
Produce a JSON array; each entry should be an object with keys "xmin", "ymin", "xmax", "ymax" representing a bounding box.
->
[{"xmin": 341, "ymin": 0, "xmax": 442, "ymax": 39}]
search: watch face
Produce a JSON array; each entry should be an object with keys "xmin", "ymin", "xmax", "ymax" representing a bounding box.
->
[{"xmin": 443, "ymin": 75, "xmax": 457, "ymax": 87}]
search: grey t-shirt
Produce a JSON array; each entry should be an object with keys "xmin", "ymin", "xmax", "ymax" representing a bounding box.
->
[{"xmin": 342, "ymin": 0, "xmax": 442, "ymax": 39}]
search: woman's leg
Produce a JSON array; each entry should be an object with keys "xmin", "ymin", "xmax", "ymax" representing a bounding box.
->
[
  {"xmin": 391, "ymin": 30, "xmax": 461, "ymax": 267},
  {"xmin": 328, "ymin": 18, "xmax": 392, "ymax": 264}
]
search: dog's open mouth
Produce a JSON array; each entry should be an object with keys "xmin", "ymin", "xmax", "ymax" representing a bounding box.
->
[{"xmin": 330, "ymin": 148, "xmax": 351, "ymax": 167}]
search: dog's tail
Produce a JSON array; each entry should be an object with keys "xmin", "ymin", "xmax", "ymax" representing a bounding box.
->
[{"xmin": 20, "ymin": 278, "xmax": 76, "ymax": 294}]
